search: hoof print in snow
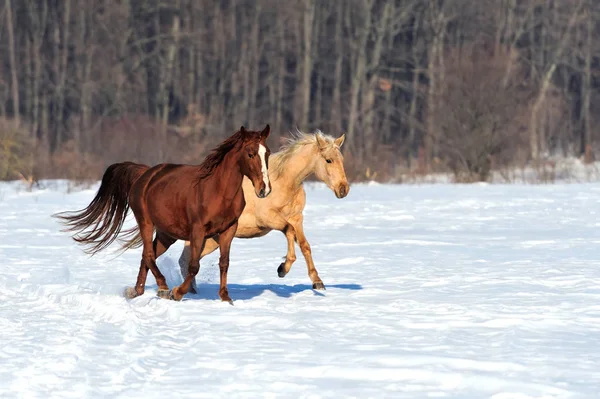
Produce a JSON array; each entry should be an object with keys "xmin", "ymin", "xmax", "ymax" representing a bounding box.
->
[{"xmin": 312, "ymin": 282, "xmax": 326, "ymax": 290}]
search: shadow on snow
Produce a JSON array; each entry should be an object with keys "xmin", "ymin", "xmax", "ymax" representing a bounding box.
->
[{"xmin": 144, "ymin": 283, "xmax": 363, "ymax": 301}]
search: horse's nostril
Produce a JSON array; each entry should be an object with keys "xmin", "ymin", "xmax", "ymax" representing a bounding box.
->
[{"xmin": 259, "ymin": 188, "xmax": 265, "ymax": 197}]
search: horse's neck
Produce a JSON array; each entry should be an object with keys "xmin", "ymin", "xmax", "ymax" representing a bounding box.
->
[
  {"xmin": 277, "ymin": 146, "xmax": 316, "ymax": 190},
  {"xmin": 206, "ymin": 154, "xmax": 243, "ymax": 199}
]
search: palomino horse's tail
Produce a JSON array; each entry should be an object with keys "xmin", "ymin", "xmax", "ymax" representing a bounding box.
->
[{"xmin": 53, "ymin": 161, "xmax": 149, "ymax": 256}]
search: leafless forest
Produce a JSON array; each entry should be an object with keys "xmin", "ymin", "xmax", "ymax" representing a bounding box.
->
[{"xmin": 0, "ymin": 0, "xmax": 599, "ymax": 182}]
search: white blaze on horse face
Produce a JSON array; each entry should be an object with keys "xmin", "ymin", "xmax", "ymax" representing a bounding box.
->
[{"xmin": 258, "ymin": 144, "xmax": 271, "ymax": 195}]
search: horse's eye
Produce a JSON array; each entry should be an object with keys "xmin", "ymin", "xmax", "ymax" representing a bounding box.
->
[
  {"xmin": 248, "ymin": 153, "xmax": 254, "ymax": 158},
  {"xmin": 326, "ymin": 159, "xmax": 332, "ymax": 164}
]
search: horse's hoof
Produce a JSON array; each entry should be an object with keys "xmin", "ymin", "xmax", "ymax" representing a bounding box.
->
[
  {"xmin": 312, "ymin": 281, "xmax": 326, "ymax": 290},
  {"xmin": 221, "ymin": 297, "xmax": 234, "ymax": 306},
  {"xmin": 124, "ymin": 287, "xmax": 140, "ymax": 299},
  {"xmin": 277, "ymin": 263, "xmax": 287, "ymax": 278},
  {"xmin": 171, "ymin": 287, "xmax": 184, "ymax": 301},
  {"xmin": 157, "ymin": 289, "xmax": 175, "ymax": 300}
]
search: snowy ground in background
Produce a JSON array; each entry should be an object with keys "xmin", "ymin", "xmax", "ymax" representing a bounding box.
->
[
  {"xmin": 396, "ymin": 157, "xmax": 600, "ymax": 184},
  {"xmin": 1, "ymin": 180, "xmax": 600, "ymax": 398}
]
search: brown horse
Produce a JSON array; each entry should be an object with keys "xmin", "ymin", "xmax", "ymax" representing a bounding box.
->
[
  {"xmin": 178, "ymin": 129, "xmax": 349, "ymax": 293},
  {"xmin": 54, "ymin": 125, "xmax": 272, "ymax": 304}
]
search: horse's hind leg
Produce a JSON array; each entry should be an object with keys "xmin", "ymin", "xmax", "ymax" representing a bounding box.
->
[
  {"xmin": 124, "ymin": 221, "xmax": 158, "ymax": 298},
  {"xmin": 277, "ymin": 224, "xmax": 298, "ymax": 278},
  {"xmin": 178, "ymin": 237, "xmax": 220, "ymax": 294},
  {"xmin": 152, "ymin": 231, "xmax": 176, "ymax": 296}
]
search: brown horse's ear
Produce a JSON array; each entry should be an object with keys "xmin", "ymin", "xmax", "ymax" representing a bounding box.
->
[
  {"xmin": 240, "ymin": 126, "xmax": 246, "ymax": 134},
  {"xmin": 315, "ymin": 133, "xmax": 327, "ymax": 150},
  {"xmin": 334, "ymin": 134, "xmax": 345, "ymax": 148},
  {"xmin": 260, "ymin": 124, "xmax": 270, "ymax": 139}
]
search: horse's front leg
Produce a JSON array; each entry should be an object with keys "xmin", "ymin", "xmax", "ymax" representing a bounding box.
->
[
  {"xmin": 277, "ymin": 224, "xmax": 297, "ymax": 278},
  {"xmin": 178, "ymin": 237, "xmax": 220, "ymax": 294},
  {"xmin": 217, "ymin": 222, "xmax": 238, "ymax": 304},
  {"xmin": 167, "ymin": 227, "xmax": 206, "ymax": 301},
  {"xmin": 288, "ymin": 214, "xmax": 325, "ymax": 290}
]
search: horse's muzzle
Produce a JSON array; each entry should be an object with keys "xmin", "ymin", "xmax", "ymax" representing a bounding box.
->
[
  {"xmin": 256, "ymin": 185, "xmax": 271, "ymax": 198},
  {"xmin": 335, "ymin": 183, "xmax": 349, "ymax": 199}
]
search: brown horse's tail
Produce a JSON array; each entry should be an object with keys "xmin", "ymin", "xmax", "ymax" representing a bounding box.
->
[{"xmin": 53, "ymin": 161, "xmax": 149, "ymax": 255}]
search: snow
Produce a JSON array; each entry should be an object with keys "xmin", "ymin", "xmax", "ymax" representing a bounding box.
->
[
  {"xmin": 1, "ymin": 179, "xmax": 600, "ymax": 398},
  {"xmin": 395, "ymin": 157, "xmax": 600, "ymax": 184}
]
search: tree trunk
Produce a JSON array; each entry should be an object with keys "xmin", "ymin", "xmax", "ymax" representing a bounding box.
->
[
  {"xmin": 248, "ymin": 5, "xmax": 261, "ymax": 125},
  {"xmin": 425, "ymin": 2, "xmax": 447, "ymax": 170},
  {"xmin": 363, "ymin": 1, "xmax": 390, "ymax": 158},
  {"xmin": 187, "ymin": 0, "xmax": 198, "ymax": 111},
  {"xmin": 299, "ymin": 0, "xmax": 315, "ymax": 129},
  {"xmin": 24, "ymin": 36, "xmax": 33, "ymax": 133},
  {"xmin": 79, "ymin": 6, "xmax": 93, "ymax": 152},
  {"xmin": 160, "ymin": 5, "xmax": 181, "ymax": 159},
  {"xmin": 5, "ymin": 0, "xmax": 20, "ymax": 125},
  {"xmin": 581, "ymin": 1, "xmax": 592, "ymax": 161},
  {"xmin": 55, "ymin": 0, "xmax": 72, "ymax": 149},
  {"xmin": 408, "ymin": 13, "xmax": 423, "ymax": 166},
  {"xmin": 529, "ymin": 0, "xmax": 583, "ymax": 160},
  {"xmin": 347, "ymin": 0, "xmax": 373, "ymax": 158},
  {"xmin": 331, "ymin": 1, "xmax": 344, "ymax": 131},
  {"xmin": 275, "ymin": 16, "xmax": 286, "ymax": 132},
  {"xmin": 32, "ymin": 29, "xmax": 42, "ymax": 140}
]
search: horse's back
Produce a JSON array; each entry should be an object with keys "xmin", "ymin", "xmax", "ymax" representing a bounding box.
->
[
  {"xmin": 131, "ymin": 164, "xmax": 200, "ymax": 239},
  {"xmin": 130, "ymin": 164, "xmax": 194, "ymax": 211}
]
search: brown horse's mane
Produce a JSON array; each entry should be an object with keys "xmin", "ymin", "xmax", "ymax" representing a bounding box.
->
[{"xmin": 195, "ymin": 128, "xmax": 247, "ymax": 180}]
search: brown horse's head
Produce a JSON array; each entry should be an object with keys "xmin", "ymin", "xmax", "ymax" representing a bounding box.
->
[
  {"xmin": 238, "ymin": 124, "xmax": 272, "ymax": 198},
  {"xmin": 314, "ymin": 133, "xmax": 349, "ymax": 199}
]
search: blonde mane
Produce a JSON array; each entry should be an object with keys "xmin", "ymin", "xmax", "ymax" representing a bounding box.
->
[{"xmin": 270, "ymin": 129, "xmax": 338, "ymax": 179}]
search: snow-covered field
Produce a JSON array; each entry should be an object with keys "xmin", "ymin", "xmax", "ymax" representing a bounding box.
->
[{"xmin": 1, "ymin": 180, "xmax": 600, "ymax": 398}]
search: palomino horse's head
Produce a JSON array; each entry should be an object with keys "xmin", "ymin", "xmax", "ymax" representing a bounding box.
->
[
  {"xmin": 238, "ymin": 124, "xmax": 272, "ymax": 198},
  {"xmin": 314, "ymin": 132, "xmax": 349, "ymax": 199}
]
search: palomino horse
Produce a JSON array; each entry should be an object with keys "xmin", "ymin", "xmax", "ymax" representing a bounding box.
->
[
  {"xmin": 54, "ymin": 125, "xmax": 272, "ymax": 303},
  {"xmin": 178, "ymin": 129, "xmax": 349, "ymax": 293}
]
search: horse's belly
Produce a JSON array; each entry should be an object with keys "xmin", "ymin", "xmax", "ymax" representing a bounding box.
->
[
  {"xmin": 205, "ymin": 216, "xmax": 237, "ymax": 237},
  {"xmin": 153, "ymin": 217, "xmax": 189, "ymax": 240},
  {"xmin": 145, "ymin": 199, "xmax": 193, "ymax": 240},
  {"xmin": 234, "ymin": 211, "xmax": 268, "ymax": 238},
  {"xmin": 236, "ymin": 224, "xmax": 269, "ymax": 238}
]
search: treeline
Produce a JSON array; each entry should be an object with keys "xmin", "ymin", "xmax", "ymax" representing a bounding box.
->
[{"xmin": 0, "ymin": 0, "xmax": 599, "ymax": 182}]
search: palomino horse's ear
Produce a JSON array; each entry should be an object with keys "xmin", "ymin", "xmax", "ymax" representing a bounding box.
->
[
  {"xmin": 334, "ymin": 134, "xmax": 345, "ymax": 148},
  {"xmin": 315, "ymin": 133, "xmax": 327, "ymax": 149},
  {"xmin": 260, "ymin": 124, "xmax": 270, "ymax": 139}
]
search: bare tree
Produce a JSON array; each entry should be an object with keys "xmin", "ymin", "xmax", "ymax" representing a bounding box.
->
[
  {"xmin": 4, "ymin": 0, "xmax": 19, "ymax": 126},
  {"xmin": 2, "ymin": 0, "xmax": 600, "ymax": 182},
  {"xmin": 528, "ymin": 0, "xmax": 584, "ymax": 161}
]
